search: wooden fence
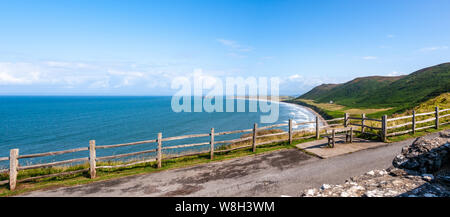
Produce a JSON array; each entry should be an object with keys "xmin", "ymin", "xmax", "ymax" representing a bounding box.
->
[
  {"xmin": 0, "ymin": 106, "xmax": 448, "ymax": 191},
  {"xmin": 342, "ymin": 106, "xmax": 449, "ymax": 141},
  {"xmin": 0, "ymin": 118, "xmax": 322, "ymax": 191}
]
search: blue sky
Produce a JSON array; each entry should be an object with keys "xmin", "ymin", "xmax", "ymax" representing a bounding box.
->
[{"xmin": 0, "ymin": 0, "xmax": 449, "ymax": 95}]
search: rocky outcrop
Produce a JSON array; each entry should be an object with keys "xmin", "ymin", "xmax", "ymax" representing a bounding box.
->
[
  {"xmin": 301, "ymin": 130, "xmax": 450, "ymax": 197},
  {"xmin": 393, "ymin": 134, "xmax": 449, "ymax": 173}
]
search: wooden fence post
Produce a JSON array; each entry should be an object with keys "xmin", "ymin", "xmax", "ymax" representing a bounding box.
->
[
  {"xmin": 435, "ymin": 106, "xmax": 439, "ymax": 129},
  {"xmin": 382, "ymin": 115, "xmax": 387, "ymax": 142},
  {"xmin": 288, "ymin": 119, "xmax": 293, "ymax": 144},
  {"xmin": 361, "ymin": 113, "xmax": 366, "ymax": 133},
  {"xmin": 412, "ymin": 110, "xmax": 416, "ymax": 134},
  {"xmin": 344, "ymin": 113, "xmax": 349, "ymax": 127},
  {"xmin": 9, "ymin": 149, "xmax": 19, "ymax": 191},
  {"xmin": 89, "ymin": 140, "xmax": 96, "ymax": 179},
  {"xmin": 210, "ymin": 128, "xmax": 214, "ymax": 160},
  {"xmin": 252, "ymin": 123, "xmax": 257, "ymax": 152},
  {"xmin": 315, "ymin": 116, "xmax": 320, "ymax": 139},
  {"xmin": 157, "ymin": 132, "xmax": 162, "ymax": 168}
]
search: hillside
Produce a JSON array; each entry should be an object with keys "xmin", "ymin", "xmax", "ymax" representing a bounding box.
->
[
  {"xmin": 298, "ymin": 63, "xmax": 450, "ymax": 112},
  {"xmin": 300, "ymin": 83, "xmax": 339, "ymax": 99}
]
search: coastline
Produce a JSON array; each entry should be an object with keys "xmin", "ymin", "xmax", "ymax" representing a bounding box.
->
[
  {"xmin": 284, "ymin": 101, "xmax": 328, "ymax": 127},
  {"xmin": 233, "ymin": 96, "xmax": 328, "ymax": 128}
]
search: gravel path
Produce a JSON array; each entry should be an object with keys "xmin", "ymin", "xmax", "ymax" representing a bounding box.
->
[{"xmin": 20, "ymin": 134, "xmax": 437, "ymax": 197}]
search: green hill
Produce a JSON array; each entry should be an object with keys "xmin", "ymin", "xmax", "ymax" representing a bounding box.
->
[{"xmin": 298, "ymin": 62, "xmax": 450, "ymax": 113}]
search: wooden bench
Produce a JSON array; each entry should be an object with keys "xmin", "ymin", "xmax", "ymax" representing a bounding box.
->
[{"xmin": 323, "ymin": 127, "xmax": 353, "ymax": 148}]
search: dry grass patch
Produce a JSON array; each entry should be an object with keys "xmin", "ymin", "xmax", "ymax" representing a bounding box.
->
[
  {"xmin": 296, "ymin": 99, "xmax": 345, "ymax": 111},
  {"xmin": 343, "ymin": 108, "xmax": 391, "ymax": 114}
]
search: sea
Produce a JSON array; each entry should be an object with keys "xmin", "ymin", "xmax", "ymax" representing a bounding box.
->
[{"xmin": 0, "ymin": 96, "xmax": 317, "ymax": 167}]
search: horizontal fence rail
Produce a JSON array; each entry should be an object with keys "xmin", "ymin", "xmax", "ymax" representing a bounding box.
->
[
  {"xmin": 96, "ymin": 139, "xmax": 157, "ymax": 149},
  {"xmin": 1, "ymin": 106, "xmax": 448, "ymax": 191},
  {"xmin": 18, "ymin": 147, "xmax": 88, "ymax": 159},
  {"xmin": 385, "ymin": 107, "xmax": 449, "ymax": 137}
]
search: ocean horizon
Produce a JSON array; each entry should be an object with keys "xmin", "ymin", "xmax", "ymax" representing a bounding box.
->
[{"xmin": 0, "ymin": 96, "xmax": 317, "ymax": 167}]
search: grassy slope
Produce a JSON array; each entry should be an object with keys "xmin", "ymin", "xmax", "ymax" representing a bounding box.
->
[
  {"xmin": 296, "ymin": 62, "xmax": 450, "ymax": 118},
  {"xmin": 366, "ymin": 63, "xmax": 450, "ymax": 109},
  {"xmin": 302, "ymin": 76, "xmax": 404, "ymax": 107}
]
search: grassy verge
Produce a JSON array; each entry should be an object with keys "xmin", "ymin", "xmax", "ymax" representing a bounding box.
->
[
  {"xmin": 0, "ymin": 135, "xmax": 315, "ymax": 197},
  {"xmin": 386, "ymin": 124, "xmax": 450, "ymax": 143}
]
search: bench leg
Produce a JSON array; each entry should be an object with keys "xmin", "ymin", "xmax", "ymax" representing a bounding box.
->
[
  {"xmin": 332, "ymin": 130, "xmax": 335, "ymax": 148},
  {"xmin": 350, "ymin": 128, "xmax": 353, "ymax": 143}
]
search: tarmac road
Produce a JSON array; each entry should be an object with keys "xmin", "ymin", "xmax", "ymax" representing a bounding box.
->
[{"xmin": 21, "ymin": 133, "xmax": 439, "ymax": 197}]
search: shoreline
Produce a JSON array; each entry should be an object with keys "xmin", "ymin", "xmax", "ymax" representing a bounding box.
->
[
  {"xmin": 232, "ymin": 96, "xmax": 328, "ymax": 128},
  {"xmin": 281, "ymin": 100, "xmax": 329, "ymax": 128},
  {"xmin": 284, "ymin": 101, "xmax": 329, "ymax": 127}
]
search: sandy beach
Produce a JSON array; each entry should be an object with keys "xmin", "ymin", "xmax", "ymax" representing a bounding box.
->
[{"xmin": 233, "ymin": 96, "xmax": 328, "ymax": 128}]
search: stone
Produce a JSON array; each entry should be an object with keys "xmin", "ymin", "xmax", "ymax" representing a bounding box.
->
[
  {"xmin": 422, "ymin": 174, "xmax": 434, "ymax": 181},
  {"xmin": 300, "ymin": 131, "xmax": 450, "ymax": 197},
  {"xmin": 321, "ymin": 184, "xmax": 331, "ymax": 190},
  {"xmin": 423, "ymin": 193, "xmax": 436, "ymax": 197}
]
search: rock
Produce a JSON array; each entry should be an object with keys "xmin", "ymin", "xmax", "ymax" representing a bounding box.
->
[
  {"xmin": 440, "ymin": 131, "xmax": 450, "ymax": 138},
  {"xmin": 379, "ymin": 170, "xmax": 388, "ymax": 175},
  {"xmin": 340, "ymin": 192, "xmax": 349, "ymax": 197},
  {"xmin": 305, "ymin": 189, "xmax": 316, "ymax": 196},
  {"xmin": 392, "ymin": 135, "xmax": 449, "ymax": 173},
  {"xmin": 300, "ymin": 132, "xmax": 450, "ymax": 197},
  {"xmin": 422, "ymin": 174, "xmax": 434, "ymax": 181},
  {"xmin": 321, "ymin": 184, "xmax": 331, "ymax": 190}
]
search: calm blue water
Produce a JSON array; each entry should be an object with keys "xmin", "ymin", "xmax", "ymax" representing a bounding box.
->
[{"xmin": 0, "ymin": 96, "xmax": 316, "ymax": 167}]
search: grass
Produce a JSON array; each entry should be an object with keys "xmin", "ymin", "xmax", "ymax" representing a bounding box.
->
[
  {"xmin": 0, "ymin": 131, "xmax": 316, "ymax": 197},
  {"xmin": 292, "ymin": 99, "xmax": 392, "ymax": 118},
  {"xmin": 385, "ymin": 124, "xmax": 450, "ymax": 143},
  {"xmin": 298, "ymin": 99, "xmax": 346, "ymax": 111}
]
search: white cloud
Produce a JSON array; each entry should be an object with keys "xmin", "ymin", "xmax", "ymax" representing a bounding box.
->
[
  {"xmin": 419, "ymin": 46, "xmax": 448, "ymax": 52},
  {"xmin": 387, "ymin": 34, "xmax": 395, "ymax": 38},
  {"xmin": 107, "ymin": 69, "xmax": 144, "ymax": 77},
  {"xmin": 0, "ymin": 62, "xmax": 42, "ymax": 84},
  {"xmin": 217, "ymin": 38, "xmax": 253, "ymax": 57},
  {"xmin": 279, "ymin": 73, "xmax": 341, "ymax": 95},
  {"xmin": 0, "ymin": 60, "xmax": 179, "ymax": 91},
  {"xmin": 89, "ymin": 79, "xmax": 110, "ymax": 89},
  {"xmin": 217, "ymin": 39, "xmax": 239, "ymax": 48},
  {"xmin": 362, "ymin": 56, "xmax": 377, "ymax": 60},
  {"xmin": 288, "ymin": 74, "xmax": 302, "ymax": 80},
  {"xmin": 387, "ymin": 71, "xmax": 404, "ymax": 76}
]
